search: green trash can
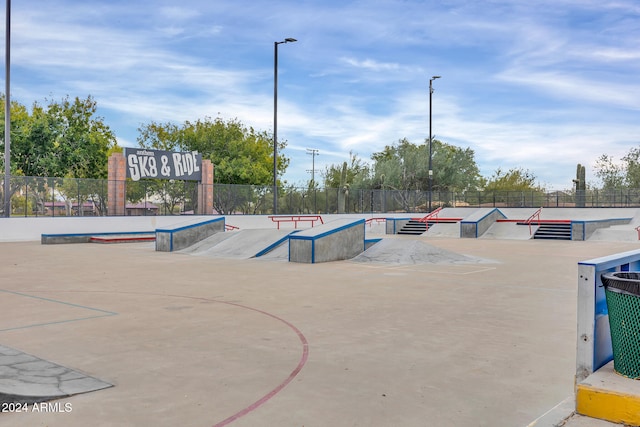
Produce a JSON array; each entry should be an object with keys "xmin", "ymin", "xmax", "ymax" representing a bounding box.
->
[{"xmin": 602, "ymin": 272, "xmax": 640, "ymax": 379}]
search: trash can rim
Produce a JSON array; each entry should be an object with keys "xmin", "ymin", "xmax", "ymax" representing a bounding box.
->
[
  {"xmin": 602, "ymin": 272, "xmax": 640, "ymax": 297},
  {"xmin": 602, "ymin": 271, "xmax": 640, "ymax": 279}
]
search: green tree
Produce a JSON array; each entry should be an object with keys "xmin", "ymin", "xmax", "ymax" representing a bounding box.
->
[
  {"xmin": 483, "ymin": 167, "xmax": 542, "ymax": 192},
  {"xmin": 371, "ymin": 139, "xmax": 424, "ymax": 192},
  {"xmin": 432, "ymin": 140, "xmax": 480, "ymax": 193},
  {"xmin": 1, "ymin": 95, "xmax": 117, "ymax": 179},
  {"xmin": 482, "ymin": 167, "xmax": 546, "ymax": 206},
  {"xmin": 0, "ymin": 97, "xmax": 32, "ymax": 175},
  {"xmin": 593, "ymin": 149, "xmax": 640, "ymax": 189},
  {"xmin": 137, "ymin": 116, "xmax": 288, "ymax": 186},
  {"xmin": 322, "ymin": 151, "xmax": 371, "ymax": 213},
  {"xmin": 49, "ymin": 96, "xmax": 116, "ymax": 179},
  {"xmin": 595, "ymin": 154, "xmax": 624, "ymax": 189},
  {"xmin": 370, "ymin": 138, "xmax": 480, "ymax": 193},
  {"xmin": 622, "ymin": 147, "xmax": 640, "ymax": 188},
  {"xmin": 322, "ymin": 151, "xmax": 369, "ymax": 189},
  {"xmin": 1, "ymin": 95, "xmax": 116, "ymax": 216}
]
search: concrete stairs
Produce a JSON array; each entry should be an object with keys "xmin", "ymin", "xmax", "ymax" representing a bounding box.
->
[
  {"xmin": 397, "ymin": 219, "xmax": 459, "ymax": 235},
  {"xmin": 532, "ymin": 222, "xmax": 572, "ymax": 240},
  {"xmin": 397, "ymin": 220, "xmax": 427, "ymax": 235}
]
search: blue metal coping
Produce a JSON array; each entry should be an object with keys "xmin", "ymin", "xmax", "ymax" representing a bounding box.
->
[
  {"xmin": 254, "ymin": 230, "xmax": 300, "ymax": 258},
  {"xmin": 156, "ymin": 217, "xmax": 226, "ymax": 252},
  {"xmin": 460, "ymin": 208, "xmax": 507, "ymax": 238},
  {"xmin": 155, "ymin": 216, "xmax": 225, "ymax": 234},
  {"xmin": 460, "ymin": 207, "xmax": 506, "ymax": 224},
  {"xmin": 42, "ymin": 230, "xmax": 155, "ymax": 238},
  {"xmin": 288, "ymin": 218, "xmax": 365, "ymax": 241}
]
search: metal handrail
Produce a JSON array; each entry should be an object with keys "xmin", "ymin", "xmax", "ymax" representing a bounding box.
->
[
  {"xmin": 268, "ymin": 215, "xmax": 324, "ymax": 229},
  {"xmin": 365, "ymin": 217, "xmax": 386, "ymax": 227},
  {"xmin": 415, "ymin": 206, "xmax": 443, "ymax": 223},
  {"xmin": 525, "ymin": 207, "xmax": 543, "ymax": 235}
]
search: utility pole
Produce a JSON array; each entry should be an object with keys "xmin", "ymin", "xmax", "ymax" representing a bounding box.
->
[{"xmin": 306, "ymin": 148, "xmax": 319, "ymax": 213}]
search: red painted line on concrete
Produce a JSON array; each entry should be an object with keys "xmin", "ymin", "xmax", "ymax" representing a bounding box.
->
[
  {"xmin": 138, "ymin": 293, "xmax": 310, "ymax": 426},
  {"xmin": 24, "ymin": 289, "xmax": 309, "ymax": 427},
  {"xmin": 210, "ymin": 299, "xmax": 309, "ymax": 427}
]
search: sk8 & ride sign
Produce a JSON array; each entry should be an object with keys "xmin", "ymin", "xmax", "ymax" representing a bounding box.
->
[{"xmin": 124, "ymin": 148, "xmax": 202, "ymax": 181}]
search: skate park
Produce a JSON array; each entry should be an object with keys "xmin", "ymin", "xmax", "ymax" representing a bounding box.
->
[{"xmin": 2, "ymin": 207, "xmax": 640, "ymax": 426}]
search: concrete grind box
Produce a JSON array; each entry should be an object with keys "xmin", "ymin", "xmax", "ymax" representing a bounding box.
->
[
  {"xmin": 289, "ymin": 218, "xmax": 365, "ymax": 263},
  {"xmin": 156, "ymin": 217, "xmax": 225, "ymax": 252}
]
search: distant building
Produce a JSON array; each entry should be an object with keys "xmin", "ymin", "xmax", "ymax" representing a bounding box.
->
[
  {"xmin": 126, "ymin": 202, "xmax": 159, "ymax": 216},
  {"xmin": 43, "ymin": 201, "xmax": 97, "ymax": 216}
]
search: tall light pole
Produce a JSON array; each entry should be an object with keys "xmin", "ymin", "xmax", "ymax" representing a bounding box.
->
[
  {"xmin": 4, "ymin": 0, "xmax": 11, "ymax": 218},
  {"xmin": 273, "ymin": 37, "xmax": 297, "ymax": 214},
  {"xmin": 428, "ymin": 75, "xmax": 440, "ymax": 212}
]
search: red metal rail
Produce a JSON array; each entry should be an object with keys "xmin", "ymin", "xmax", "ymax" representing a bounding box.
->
[
  {"xmin": 413, "ymin": 207, "xmax": 443, "ymax": 223},
  {"xmin": 268, "ymin": 215, "xmax": 324, "ymax": 230},
  {"xmin": 365, "ymin": 217, "xmax": 386, "ymax": 227},
  {"xmin": 525, "ymin": 207, "xmax": 543, "ymax": 235}
]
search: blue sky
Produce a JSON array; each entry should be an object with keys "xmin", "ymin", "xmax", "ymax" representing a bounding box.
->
[{"xmin": 4, "ymin": 0, "xmax": 640, "ymax": 190}]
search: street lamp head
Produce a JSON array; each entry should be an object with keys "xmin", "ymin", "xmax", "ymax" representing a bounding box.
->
[
  {"xmin": 431, "ymin": 75, "xmax": 441, "ymax": 80},
  {"xmin": 284, "ymin": 38, "xmax": 297, "ymax": 43}
]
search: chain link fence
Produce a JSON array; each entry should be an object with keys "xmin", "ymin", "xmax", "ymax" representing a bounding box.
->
[{"xmin": 2, "ymin": 176, "xmax": 640, "ymax": 217}]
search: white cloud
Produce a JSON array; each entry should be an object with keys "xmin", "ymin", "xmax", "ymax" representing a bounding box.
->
[
  {"xmin": 341, "ymin": 57, "xmax": 401, "ymax": 72},
  {"xmin": 5, "ymin": 0, "xmax": 640, "ymax": 191},
  {"xmin": 158, "ymin": 7, "xmax": 200, "ymax": 21}
]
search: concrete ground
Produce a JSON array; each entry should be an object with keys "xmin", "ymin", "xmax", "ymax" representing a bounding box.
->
[{"xmin": 2, "ymin": 234, "xmax": 640, "ymax": 426}]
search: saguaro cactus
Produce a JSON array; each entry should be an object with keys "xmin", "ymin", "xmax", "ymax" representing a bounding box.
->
[
  {"xmin": 574, "ymin": 163, "xmax": 586, "ymax": 207},
  {"xmin": 337, "ymin": 161, "xmax": 349, "ymax": 213}
]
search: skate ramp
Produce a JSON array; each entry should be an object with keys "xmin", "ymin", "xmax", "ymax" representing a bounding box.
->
[
  {"xmin": 424, "ymin": 223, "xmax": 459, "ymax": 238},
  {"xmin": 350, "ymin": 238, "xmax": 493, "ymax": 265},
  {"xmin": 480, "ymin": 222, "xmax": 535, "ymax": 240},
  {"xmin": 587, "ymin": 210, "xmax": 640, "ymax": 242},
  {"xmin": 254, "ymin": 241, "xmax": 290, "ymax": 261},
  {"xmin": 179, "ymin": 229, "xmax": 292, "ymax": 259}
]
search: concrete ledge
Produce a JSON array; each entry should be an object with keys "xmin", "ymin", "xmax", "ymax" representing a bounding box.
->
[
  {"xmin": 289, "ymin": 218, "xmax": 365, "ymax": 263},
  {"xmin": 572, "ymin": 218, "xmax": 632, "ymax": 241},
  {"xmin": 576, "ymin": 361, "xmax": 640, "ymax": 425},
  {"xmin": 156, "ymin": 217, "xmax": 225, "ymax": 252},
  {"xmin": 42, "ymin": 231, "xmax": 155, "ymax": 245}
]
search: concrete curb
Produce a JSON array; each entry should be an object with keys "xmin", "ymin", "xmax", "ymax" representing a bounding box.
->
[{"xmin": 576, "ymin": 361, "xmax": 640, "ymax": 425}]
